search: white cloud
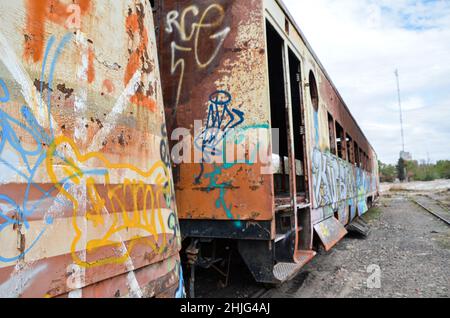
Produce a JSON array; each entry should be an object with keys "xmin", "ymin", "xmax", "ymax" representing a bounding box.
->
[{"xmin": 283, "ymin": 0, "xmax": 450, "ymax": 164}]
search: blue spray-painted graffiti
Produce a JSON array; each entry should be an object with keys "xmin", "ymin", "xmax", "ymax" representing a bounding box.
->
[
  {"xmin": 194, "ymin": 91, "xmax": 244, "ymax": 185},
  {"xmin": 175, "ymin": 262, "xmax": 186, "ymax": 298},
  {"xmin": 0, "ymin": 79, "xmax": 10, "ymax": 103},
  {"xmin": 0, "ymin": 34, "xmax": 76, "ymax": 262},
  {"xmin": 194, "ymin": 90, "xmax": 244, "ymax": 161},
  {"xmin": 199, "ymin": 117, "xmax": 270, "ymax": 227},
  {"xmin": 312, "ymin": 148, "xmax": 376, "ymax": 224}
]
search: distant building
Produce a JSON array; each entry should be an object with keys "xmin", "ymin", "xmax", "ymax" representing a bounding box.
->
[{"xmin": 400, "ymin": 151, "xmax": 412, "ymax": 161}]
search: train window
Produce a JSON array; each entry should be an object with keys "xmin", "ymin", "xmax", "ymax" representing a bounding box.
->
[
  {"xmin": 346, "ymin": 134, "xmax": 354, "ymax": 164},
  {"xmin": 362, "ymin": 152, "xmax": 366, "ymax": 170},
  {"xmin": 354, "ymin": 142, "xmax": 360, "ymax": 167},
  {"xmin": 328, "ymin": 113, "xmax": 336, "ymax": 155},
  {"xmin": 309, "ymin": 71, "xmax": 319, "ymax": 111},
  {"xmin": 359, "ymin": 147, "xmax": 364, "ymax": 168},
  {"xmin": 335, "ymin": 121, "xmax": 346, "ymax": 160},
  {"xmin": 366, "ymin": 153, "xmax": 370, "ymax": 172},
  {"xmin": 364, "ymin": 154, "xmax": 367, "ymax": 171}
]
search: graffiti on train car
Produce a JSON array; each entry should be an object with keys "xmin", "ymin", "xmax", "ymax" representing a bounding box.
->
[
  {"xmin": 0, "ymin": 79, "xmax": 9, "ymax": 102},
  {"xmin": 175, "ymin": 262, "xmax": 186, "ymax": 298},
  {"xmin": 165, "ymin": 4, "xmax": 231, "ymax": 110},
  {"xmin": 46, "ymin": 136, "xmax": 174, "ymax": 268},
  {"xmin": 0, "ymin": 35, "xmax": 178, "ymax": 267},
  {"xmin": 0, "ymin": 38, "xmax": 178, "ymax": 267},
  {"xmin": 0, "ymin": 33, "xmax": 74, "ymax": 262},
  {"xmin": 194, "ymin": 90, "xmax": 245, "ymax": 162},
  {"xmin": 181, "ymin": 88, "xmax": 272, "ymax": 224},
  {"xmin": 312, "ymin": 148, "xmax": 377, "ymax": 221},
  {"xmin": 200, "ymin": 123, "xmax": 270, "ymax": 224}
]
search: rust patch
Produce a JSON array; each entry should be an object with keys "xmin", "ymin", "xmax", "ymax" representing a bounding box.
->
[
  {"xmin": 56, "ymin": 83, "xmax": 74, "ymax": 99},
  {"xmin": 95, "ymin": 118, "xmax": 104, "ymax": 129},
  {"xmin": 34, "ymin": 79, "xmax": 52, "ymax": 92},
  {"xmin": 155, "ymin": 0, "xmax": 272, "ymax": 221},
  {"xmin": 124, "ymin": 2, "xmax": 156, "ymax": 112},
  {"xmin": 117, "ymin": 131, "xmax": 126, "ymax": 147},
  {"xmin": 87, "ymin": 47, "xmax": 95, "ymax": 83}
]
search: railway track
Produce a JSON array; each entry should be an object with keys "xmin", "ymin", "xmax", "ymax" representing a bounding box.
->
[
  {"xmin": 251, "ymin": 287, "xmax": 272, "ymax": 299},
  {"xmin": 411, "ymin": 195, "xmax": 450, "ymax": 226}
]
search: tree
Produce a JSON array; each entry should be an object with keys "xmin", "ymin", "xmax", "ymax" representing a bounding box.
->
[
  {"xmin": 379, "ymin": 161, "xmax": 396, "ymax": 183},
  {"xmin": 435, "ymin": 160, "xmax": 450, "ymax": 179},
  {"xmin": 397, "ymin": 158, "xmax": 406, "ymax": 182}
]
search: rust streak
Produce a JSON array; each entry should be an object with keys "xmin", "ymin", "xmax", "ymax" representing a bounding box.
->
[{"xmin": 87, "ymin": 47, "xmax": 95, "ymax": 84}]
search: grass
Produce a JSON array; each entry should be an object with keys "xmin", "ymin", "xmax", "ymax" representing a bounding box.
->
[
  {"xmin": 362, "ymin": 206, "xmax": 383, "ymax": 223},
  {"xmin": 434, "ymin": 233, "xmax": 450, "ymax": 250}
]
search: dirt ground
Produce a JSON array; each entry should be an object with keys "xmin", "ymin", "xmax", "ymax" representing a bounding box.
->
[
  {"xmin": 267, "ymin": 182, "xmax": 450, "ymax": 298},
  {"xmin": 194, "ymin": 180, "xmax": 450, "ymax": 299}
]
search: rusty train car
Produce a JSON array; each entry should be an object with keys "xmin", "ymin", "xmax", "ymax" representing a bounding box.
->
[
  {"xmin": 0, "ymin": 0, "xmax": 184, "ymax": 298},
  {"xmin": 154, "ymin": 0, "xmax": 379, "ymax": 292}
]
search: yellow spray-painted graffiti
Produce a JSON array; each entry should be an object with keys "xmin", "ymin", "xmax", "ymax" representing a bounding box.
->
[{"xmin": 46, "ymin": 136, "xmax": 174, "ymax": 268}]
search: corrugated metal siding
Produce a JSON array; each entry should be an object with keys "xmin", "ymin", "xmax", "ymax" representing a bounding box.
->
[{"xmin": 0, "ymin": 0, "xmax": 182, "ymax": 298}]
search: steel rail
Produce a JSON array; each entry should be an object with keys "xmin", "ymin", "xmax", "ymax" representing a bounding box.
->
[{"xmin": 411, "ymin": 198, "xmax": 450, "ymax": 226}]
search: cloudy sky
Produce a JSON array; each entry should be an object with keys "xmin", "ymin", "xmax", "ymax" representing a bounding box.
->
[{"xmin": 283, "ymin": 0, "xmax": 450, "ymax": 164}]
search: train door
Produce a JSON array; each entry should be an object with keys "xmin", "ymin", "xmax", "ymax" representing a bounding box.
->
[
  {"xmin": 266, "ymin": 19, "xmax": 315, "ymax": 275},
  {"xmin": 287, "ymin": 49, "xmax": 313, "ymax": 254}
]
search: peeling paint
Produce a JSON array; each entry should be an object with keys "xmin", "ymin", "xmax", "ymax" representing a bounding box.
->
[
  {"xmin": 0, "ymin": 0, "xmax": 182, "ymax": 298},
  {"xmin": 0, "ymin": 264, "xmax": 47, "ymax": 298}
]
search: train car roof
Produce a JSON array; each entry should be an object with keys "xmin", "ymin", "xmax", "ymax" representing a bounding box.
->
[{"xmin": 276, "ymin": 0, "xmax": 377, "ymax": 156}]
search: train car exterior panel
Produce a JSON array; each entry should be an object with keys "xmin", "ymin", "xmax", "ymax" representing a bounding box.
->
[
  {"xmin": 0, "ymin": 0, "xmax": 183, "ymax": 298},
  {"xmin": 155, "ymin": 0, "xmax": 275, "ymax": 225}
]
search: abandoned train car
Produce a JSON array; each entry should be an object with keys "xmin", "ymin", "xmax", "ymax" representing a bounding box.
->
[
  {"xmin": 155, "ymin": 0, "xmax": 379, "ymax": 289},
  {"xmin": 0, "ymin": 0, "xmax": 184, "ymax": 298}
]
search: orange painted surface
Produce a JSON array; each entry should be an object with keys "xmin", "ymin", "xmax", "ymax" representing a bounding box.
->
[
  {"xmin": 24, "ymin": 0, "xmax": 92, "ymax": 62},
  {"xmin": 124, "ymin": 10, "xmax": 157, "ymax": 112},
  {"xmin": 130, "ymin": 94, "xmax": 157, "ymax": 112},
  {"xmin": 156, "ymin": 0, "xmax": 272, "ymax": 222},
  {"xmin": 177, "ymin": 163, "xmax": 274, "ymax": 221},
  {"xmin": 102, "ymin": 79, "xmax": 115, "ymax": 94},
  {"xmin": 87, "ymin": 47, "xmax": 95, "ymax": 84}
]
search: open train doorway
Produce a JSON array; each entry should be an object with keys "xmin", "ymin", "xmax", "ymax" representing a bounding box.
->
[
  {"xmin": 288, "ymin": 49, "xmax": 312, "ymax": 252},
  {"xmin": 266, "ymin": 19, "xmax": 314, "ymax": 266},
  {"xmin": 288, "ymin": 49, "xmax": 308, "ymax": 202},
  {"xmin": 266, "ymin": 21, "xmax": 290, "ymax": 200}
]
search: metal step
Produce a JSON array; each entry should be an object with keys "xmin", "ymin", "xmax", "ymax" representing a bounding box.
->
[
  {"xmin": 273, "ymin": 250, "xmax": 315, "ymax": 282},
  {"xmin": 347, "ymin": 217, "xmax": 371, "ymax": 237},
  {"xmin": 273, "ymin": 262, "xmax": 302, "ymax": 282}
]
